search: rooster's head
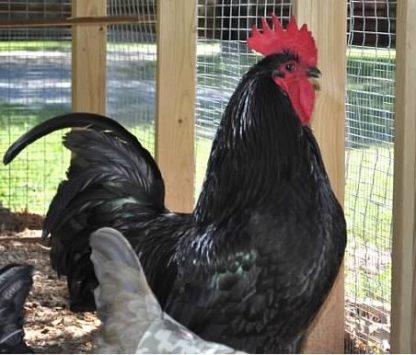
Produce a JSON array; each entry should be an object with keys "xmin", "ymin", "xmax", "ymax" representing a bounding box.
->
[{"xmin": 247, "ymin": 15, "xmax": 319, "ymax": 125}]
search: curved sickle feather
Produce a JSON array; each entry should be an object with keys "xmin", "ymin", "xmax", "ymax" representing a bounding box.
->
[{"xmin": 3, "ymin": 112, "xmax": 151, "ymax": 167}]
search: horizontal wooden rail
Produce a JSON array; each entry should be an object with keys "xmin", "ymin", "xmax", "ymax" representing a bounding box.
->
[{"xmin": 0, "ymin": 15, "xmax": 155, "ymax": 28}]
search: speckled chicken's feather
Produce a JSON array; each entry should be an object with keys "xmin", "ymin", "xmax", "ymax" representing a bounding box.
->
[{"xmin": 90, "ymin": 227, "xmax": 161, "ymax": 353}]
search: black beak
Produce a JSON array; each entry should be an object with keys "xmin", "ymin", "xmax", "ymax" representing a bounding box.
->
[{"xmin": 307, "ymin": 67, "xmax": 321, "ymax": 78}]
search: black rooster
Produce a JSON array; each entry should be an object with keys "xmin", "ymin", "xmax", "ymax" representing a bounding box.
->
[
  {"xmin": 0, "ymin": 264, "xmax": 33, "ymax": 354},
  {"xmin": 4, "ymin": 16, "xmax": 346, "ymax": 353}
]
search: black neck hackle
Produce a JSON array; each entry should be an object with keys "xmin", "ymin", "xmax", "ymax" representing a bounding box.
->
[{"xmin": 194, "ymin": 54, "xmax": 309, "ymax": 225}]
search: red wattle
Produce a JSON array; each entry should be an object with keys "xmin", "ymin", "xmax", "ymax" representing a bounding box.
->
[{"xmin": 288, "ymin": 79, "xmax": 315, "ymax": 125}]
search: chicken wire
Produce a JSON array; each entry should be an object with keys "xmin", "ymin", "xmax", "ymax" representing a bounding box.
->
[
  {"xmin": 107, "ymin": 0, "xmax": 156, "ymax": 154},
  {"xmin": 197, "ymin": 0, "xmax": 396, "ymax": 353},
  {"xmin": 0, "ymin": 1, "xmax": 71, "ymax": 215},
  {"xmin": 196, "ymin": 0, "xmax": 292, "ymax": 195},
  {"xmin": 0, "ymin": 0, "xmax": 156, "ymax": 215},
  {"xmin": 344, "ymin": 1, "xmax": 395, "ymax": 353}
]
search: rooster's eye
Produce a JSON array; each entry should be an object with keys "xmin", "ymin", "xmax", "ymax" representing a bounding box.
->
[{"xmin": 285, "ymin": 63, "xmax": 296, "ymax": 72}]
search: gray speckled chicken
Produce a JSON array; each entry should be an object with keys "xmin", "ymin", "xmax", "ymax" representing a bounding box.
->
[{"xmin": 90, "ymin": 227, "xmax": 241, "ymax": 354}]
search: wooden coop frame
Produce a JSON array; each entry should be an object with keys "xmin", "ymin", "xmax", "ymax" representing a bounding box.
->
[{"xmin": 0, "ymin": 0, "xmax": 415, "ymax": 353}]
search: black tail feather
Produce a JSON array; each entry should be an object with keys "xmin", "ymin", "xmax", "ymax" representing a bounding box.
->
[
  {"xmin": 44, "ymin": 130, "xmax": 165, "ymax": 242},
  {"xmin": 3, "ymin": 112, "xmax": 163, "ymax": 195},
  {"xmin": 3, "ymin": 112, "xmax": 169, "ymax": 312},
  {"xmin": 4, "ymin": 112, "xmax": 166, "ymax": 240},
  {"xmin": 4, "ymin": 112, "xmax": 152, "ymax": 166}
]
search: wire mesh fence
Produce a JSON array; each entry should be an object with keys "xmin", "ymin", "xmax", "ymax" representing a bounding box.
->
[
  {"xmin": 107, "ymin": 0, "xmax": 156, "ymax": 154},
  {"xmin": 195, "ymin": 0, "xmax": 292, "ymax": 195},
  {"xmin": 0, "ymin": 0, "xmax": 157, "ymax": 215},
  {"xmin": 344, "ymin": 0, "xmax": 395, "ymax": 353},
  {"xmin": 0, "ymin": 1, "xmax": 71, "ymax": 215},
  {"xmin": 0, "ymin": 1, "xmax": 71, "ymax": 40},
  {"xmin": 197, "ymin": 1, "xmax": 396, "ymax": 353}
]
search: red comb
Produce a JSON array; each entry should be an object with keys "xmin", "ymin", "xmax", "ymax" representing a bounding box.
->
[{"xmin": 247, "ymin": 15, "xmax": 317, "ymax": 67}]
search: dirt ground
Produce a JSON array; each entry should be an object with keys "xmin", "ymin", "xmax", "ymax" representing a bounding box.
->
[{"xmin": 0, "ymin": 207, "xmax": 100, "ymax": 353}]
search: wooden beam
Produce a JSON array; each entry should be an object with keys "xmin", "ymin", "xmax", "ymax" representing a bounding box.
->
[
  {"xmin": 0, "ymin": 16, "xmax": 155, "ymax": 28},
  {"xmin": 391, "ymin": 0, "xmax": 416, "ymax": 352},
  {"xmin": 293, "ymin": 1, "xmax": 347, "ymax": 353},
  {"xmin": 156, "ymin": 0, "xmax": 196, "ymax": 212},
  {"xmin": 71, "ymin": 0, "xmax": 106, "ymax": 114}
]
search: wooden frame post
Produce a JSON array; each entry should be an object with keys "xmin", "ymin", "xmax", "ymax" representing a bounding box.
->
[
  {"xmin": 391, "ymin": 0, "xmax": 416, "ymax": 352},
  {"xmin": 72, "ymin": 0, "xmax": 106, "ymax": 113},
  {"xmin": 293, "ymin": 1, "xmax": 347, "ymax": 353},
  {"xmin": 156, "ymin": 0, "xmax": 196, "ymax": 212}
]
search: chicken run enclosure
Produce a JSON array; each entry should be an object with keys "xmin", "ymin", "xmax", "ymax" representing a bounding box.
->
[{"xmin": 0, "ymin": 0, "xmax": 415, "ymax": 353}]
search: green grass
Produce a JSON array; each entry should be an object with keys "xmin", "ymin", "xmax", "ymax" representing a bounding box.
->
[
  {"xmin": 0, "ymin": 102, "xmax": 71, "ymax": 214},
  {"xmin": 195, "ymin": 136, "xmax": 213, "ymax": 197},
  {"xmin": 348, "ymin": 46, "xmax": 395, "ymax": 60},
  {"xmin": 345, "ymin": 145, "xmax": 393, "ymax": 249},
  {"xmin": 0, "ymin": 128, "xmax": 70, "ymax": 214},
  {"xmin": 0, "ymin": 40, "xmax": 223, "ymax": 55},
  {"xmin": 344, "ymin": 145, "xmax": 393, "ymax": 303},
  {"xmin": 0, "ymin": 41, "xmax": 71, "ymax": 51}
]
